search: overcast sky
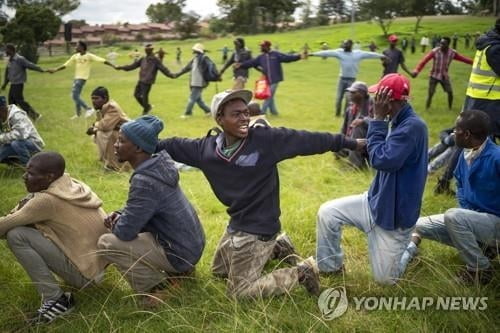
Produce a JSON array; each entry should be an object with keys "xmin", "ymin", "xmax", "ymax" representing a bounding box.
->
[
  {"xmin": 63, "ymin": 0, "xmax": 220, "ymax": 24},
  {"xmin": 62, "ymin": 0, "xmax": 321, "ymax": 25}
]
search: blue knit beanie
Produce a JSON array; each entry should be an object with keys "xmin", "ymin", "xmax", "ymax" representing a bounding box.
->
[{"xmin": 121, "ymin": 115, "xmax": 164, "ymax": 154}]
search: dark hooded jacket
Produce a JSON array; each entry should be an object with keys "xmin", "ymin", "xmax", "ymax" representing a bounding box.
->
[
  {"xmin": 476, "ymin": 28, "xmax": 500, "ymax": 75},
  {"xmin": 112, "ymin": 150, "xmax": 205, "ymax": 272},
  {"xmin": 467, "ymin": 27, "xmax": 500, "ymax": 138}
]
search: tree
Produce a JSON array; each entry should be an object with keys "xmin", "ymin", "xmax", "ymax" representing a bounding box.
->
[
  {"xmin": 146, "ymin": 0, "xmax": 186, "ymax": 23},
  {"xmin": 4, "ymin": 0, "xmax": 80, "ymax": 16},
  {"xmin": 175, "ymin": 11, "xmax": 200, "ymax": 39},
  {"xmin": 359, "ymin": 0, "xmax": 401, "ymax": 37},
  {"xmin": 1, "ymin": 3, "xmax": 61, "ymax": 62},
  {"xmin": 400, "ymin": 0, "xmax": 437, "ymax": 34},
  {"xmin": 436, "ymin": 0, "xmax": 464, "ymax": 14},
  {"xmin": 300, "ymin": 0, "xmax": 315, "ymax": 27},
  {"xmin": 67, "ymin": 19, "xmax": 86, "ymax": 28},
  {"xmin": 216, "ymin": 0, "xmax": 301, "ymax": 34},
  {"xmin": 317, "ymin": 0, "xmax": 347, "ymax": 18}
]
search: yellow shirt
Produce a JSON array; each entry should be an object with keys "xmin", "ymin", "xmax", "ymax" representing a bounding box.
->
[{"xmin": 63, "ymin": 52, "xmax": 106, "ymax": 80}]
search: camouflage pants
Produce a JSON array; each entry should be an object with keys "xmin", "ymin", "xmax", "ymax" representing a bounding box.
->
[{"xmin": 212, "ymin": 230, "xmax": 299, "ymax": 298}]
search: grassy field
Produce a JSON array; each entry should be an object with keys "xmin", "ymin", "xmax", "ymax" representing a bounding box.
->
[{"xmin": 0, "ymin": 15, "xmax": 498, "ymax": 332}]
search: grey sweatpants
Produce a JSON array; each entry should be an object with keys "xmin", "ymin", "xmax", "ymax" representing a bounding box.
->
[{"xmin": 6, "ymin": 226, "xmax": 90, "ymax": 301}]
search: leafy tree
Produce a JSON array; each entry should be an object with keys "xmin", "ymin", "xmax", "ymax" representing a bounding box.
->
[
  {"xmin": 2, "ymin": 3, "xmax": 61, "ymax": 62},
  {"xmin": 146, "ymin": 0, "xmax": 186, "ymax": 23},
  {"xmin": 4, "ymin": 0, "xmax": 80, "ymax": 16},
  {"xmin": 460, "ymin": 0, "xmax": 498, "ymax": 15},
  {"xmin": 400, "ymin": 0, "xmax": 437, "ymax": 33},
  {"xmin": 359, "ymin": 0, "xmax": 401, "ymax": 37},
  {"xmin": 317, "ymin": 0, "xmax": 347, "ymax": 18},
  {"xmin": 175, "ymin": 11, "xmax": 200, "ymax": 39},
  {"xmin": 217, "ymin": 0, "xmax": 301, "ymax": 34},
  {"xmin": 300, "ymin": 0, "xmax": 315, "ymax": 27},
  {"xmin": 67, "ymin": 19, "xmax": 86, "ymax": 27},
  {"xmin": 208, "ymin": 15, "xmax": 230, "ymax": 34},
  {"xmin": 436, "ymin": 0, "xmax": 464, "ymax": 14}
]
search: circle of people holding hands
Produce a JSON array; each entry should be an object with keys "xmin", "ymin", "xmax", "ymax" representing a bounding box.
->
[{"xmin": 0, "ymin": 18, "xmax": 499, "ymax": 326}]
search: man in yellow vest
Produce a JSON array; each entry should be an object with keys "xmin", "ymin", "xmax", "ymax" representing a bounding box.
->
[{"xmin": 464, "ymin": 18, "xmax": 500, "ymax": 140}]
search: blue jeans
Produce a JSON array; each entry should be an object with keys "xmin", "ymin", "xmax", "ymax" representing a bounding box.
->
[
  {"xmin": 262, "ymin": 83, "xmax": 279, "ymax": 115},
  {"xmin": 184, "ymin": 86, "xmax": 210, "ymax": 115},
  {"xmin": 0, "ymin": 140, "xmax": 41, "ymax": 165},
  {"xmin": 335, "ymin": 77, "xmax": 355, "ymax": 117},
  {"xmin": 402, "ymin": 209, "xmax": 500, "ymax": 271},
  {"xmin": 316, "ymin": 192, "xmax": 413, "ymax": 284},
  {"xmin": 72, "ymin": 79, "xmax": 89, "ymax": 116}
]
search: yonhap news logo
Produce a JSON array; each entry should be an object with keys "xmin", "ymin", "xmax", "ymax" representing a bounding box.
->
[
  {"xmin": 318, "ymin": 287, "xmax": 488, "ymax": 320},
  {"xmin": 318, "ymin": 286, "xmax": 348, "ymax": 320}
]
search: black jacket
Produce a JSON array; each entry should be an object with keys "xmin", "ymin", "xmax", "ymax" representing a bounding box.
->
[{"xmin": 157, "ymin": 127, "xmax": 357, "ymax": 236}]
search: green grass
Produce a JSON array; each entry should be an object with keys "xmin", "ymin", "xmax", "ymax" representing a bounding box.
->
[{"xmin": 0, "ymin": 15, "xmax": 498, "ymax": 332}]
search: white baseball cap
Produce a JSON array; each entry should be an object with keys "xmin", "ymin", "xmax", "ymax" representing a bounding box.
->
[{"xmin": 210, "ymin": 89, "xmax": 253, "ymax": 119}]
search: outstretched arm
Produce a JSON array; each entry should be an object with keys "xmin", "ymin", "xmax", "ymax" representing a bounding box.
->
[
  {"xmin": 48, "ymin": 54, "xmax": 75, "ymax": 73},
  {"xmin": 310, "ymin": 50, "xmax": 341, "ymax": 59},
  {"xmin": 115, "ymin": 59, "xmax": 141, "ymax": 71},
  {"xmin": 156, "ymin": 59, "xmax": 175, "ymax": 78},
  {"xmin": 412, "ymin": 51, "xmax": 434, "ymax": 77},
  {"xmin": 453, "ymin": 52, "xmax": 473, "ymax": 65}
]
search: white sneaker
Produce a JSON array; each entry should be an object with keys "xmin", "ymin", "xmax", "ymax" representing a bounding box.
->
[
  {"xmin": 70, "ymin": 115, "xmax": 80, "ymax": 120},
  {"xmin": 180, "ymin": 114, "xmax": 192, "ymax": 119},
  {"xmin": 85, "ymin": 108, "xmax": 95, "ymax": 118}
]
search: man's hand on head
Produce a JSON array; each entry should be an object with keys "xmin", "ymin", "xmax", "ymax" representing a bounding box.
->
[{"xmin": 373, "ymin": 86, "xmax": 393, "ymax": 120}]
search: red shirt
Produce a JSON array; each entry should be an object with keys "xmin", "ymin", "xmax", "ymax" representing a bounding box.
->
[{"xmin": 414, "ymin": 47, "xmax": 472, "ymax": 81}]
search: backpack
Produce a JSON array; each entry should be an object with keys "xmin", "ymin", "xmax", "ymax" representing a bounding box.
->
[{"xmin": 201, "ymin": 55, "xmax": 220, "ymax": 82}]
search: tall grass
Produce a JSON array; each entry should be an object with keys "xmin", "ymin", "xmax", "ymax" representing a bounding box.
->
[{"xmin": 0, "ymin": 15, "xmax": 497, "ymax": 332}]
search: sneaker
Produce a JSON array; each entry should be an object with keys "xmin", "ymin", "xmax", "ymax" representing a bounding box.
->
[
  {"xmin": 411, "ymin": 233, "xmax": 422, "ymax": 247},
  {"xmin": 456, "ymin": 267, "xmax": 494, "ymax": 285},
  {"xmin": 70, "ymin": 115, "xmax": 80, "ymax": 120},
  {"xmin": 84, "ymin": 108, "xmax": 95, "ymax": 118},
  {"xmin": 272, "ymin": 233, "xmax": 299, "ymax": 265},
  {"xmin": 29, "ymin": 292, "xmax": 75, "ymax": 325},
  {"xmin": 180, "ymin": 114, "xmax": 192, "ymax": 119},
  {"xmin": 297, "ymin": 257, "xmax": 320, "ymax": 296},
  {"xmin": 204, "ymin": 112, "xmax": 212, "ymax": 118}
]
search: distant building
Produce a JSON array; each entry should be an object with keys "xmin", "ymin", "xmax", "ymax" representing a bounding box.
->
[{"xmin": 44, "ymin": 22, "xmax": 180, "ymax": 47}]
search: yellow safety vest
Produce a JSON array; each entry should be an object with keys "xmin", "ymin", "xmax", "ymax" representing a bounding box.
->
[{"xmin": 466, "ymin": 46, "xmax": 500, "ymax": 100}]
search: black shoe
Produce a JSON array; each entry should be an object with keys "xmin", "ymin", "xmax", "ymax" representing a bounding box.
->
[
  {"xmin": 29, "ymin": 292, "xmax": 75, "ymax": 325},
  {"xmin": 272, "ymin": 233, "xmax": 299, "ymax": 265},
  {"xmin": 456, "ymin": 267, "xmax": 494, "ymax": 285},
  {"xmin": 478, "ymin": 242, "xmax": 498, "ymax": 261},
  {"xmin": 297, "ymin": 257, "xmax": 320, "ymax": 296}
]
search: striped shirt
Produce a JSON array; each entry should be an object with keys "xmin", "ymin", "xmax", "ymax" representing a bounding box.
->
[{"xmin": 414, "ymin": 47, "xmax": 472, "ymax": 81}]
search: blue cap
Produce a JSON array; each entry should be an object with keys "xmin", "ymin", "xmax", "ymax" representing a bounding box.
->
[{"xmin": 121, "ymin": 115, "xmax": 164, "ymax": 154}]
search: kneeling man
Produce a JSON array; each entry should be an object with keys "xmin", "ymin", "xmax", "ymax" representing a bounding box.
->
[
  {"xmin": 403, "ymin": 110, "xmax": 499, "ymax": 285},
  {"xmin": 0, "ymin": 152, "xmax": 107, "ymax": 324},
  {"xmin": 97, "ymin": 115, "xmax": 205, "ymax": 304}
]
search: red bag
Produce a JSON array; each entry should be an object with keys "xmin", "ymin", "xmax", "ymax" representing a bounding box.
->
[{"xmin": 254, "ymin": 75, "xmax": 271, "ymax": 100}]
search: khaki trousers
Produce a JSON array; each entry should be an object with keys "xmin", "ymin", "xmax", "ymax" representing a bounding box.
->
[
  {"xmin": 97, "ymin": 232, "xmax": 178, "ymax": 292},
  {"xmin": 212, "ymin": 230, "xmax": 299, "ymax": 298}
]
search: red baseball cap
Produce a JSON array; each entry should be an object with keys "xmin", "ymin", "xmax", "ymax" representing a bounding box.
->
[
  {"xmin": 260, "ymin": 40, "xmax": 272, "ymax": 47},
  {"xmin": 388, "ymin": 34, "xmax": 398, "ymax": 43},
  {"xmin": 368, "ymin": 73, "xmax": 410, "ymax": 100}
]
